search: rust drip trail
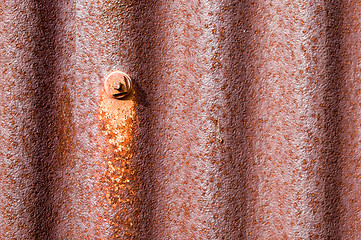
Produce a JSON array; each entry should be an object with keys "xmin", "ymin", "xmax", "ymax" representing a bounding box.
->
[{"xmin": 99, "ymin": 87, "xmax": 138, "ymax": 239}]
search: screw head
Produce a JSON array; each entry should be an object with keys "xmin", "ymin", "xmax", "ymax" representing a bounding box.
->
[{"xmin": 104, "ymin": 71, "xmax": 132, "ymax": 99}]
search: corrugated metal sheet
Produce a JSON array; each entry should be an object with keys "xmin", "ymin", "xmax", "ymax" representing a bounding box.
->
[{"xmin": 1, "ymin": 0, "xmax": 361, "ymax": 239}]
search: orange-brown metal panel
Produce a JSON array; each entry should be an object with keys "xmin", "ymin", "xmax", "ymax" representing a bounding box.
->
[{"xmin": 0, "ymin": 0, "xmax": 361, "ymax": 239}]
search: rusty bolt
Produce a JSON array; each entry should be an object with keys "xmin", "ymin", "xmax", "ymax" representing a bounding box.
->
[{"xmin": 104, "ymin": 70, "xmax": 133, "ymax": 99}]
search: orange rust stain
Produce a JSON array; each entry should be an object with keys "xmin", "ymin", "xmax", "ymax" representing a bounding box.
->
[{"xmin": 99, "ymin": 88, "xmax": 138, "ymax": 239}]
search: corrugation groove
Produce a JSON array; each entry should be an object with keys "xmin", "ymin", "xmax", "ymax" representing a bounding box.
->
[{"xmin": 0, "ymin": 0, "xmax": 361, "ymax": 239}]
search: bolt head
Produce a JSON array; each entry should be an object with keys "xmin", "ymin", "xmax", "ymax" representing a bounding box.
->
[{"xmin": 104, "ymin": 71, "xmax": 132, "ymax": 99}]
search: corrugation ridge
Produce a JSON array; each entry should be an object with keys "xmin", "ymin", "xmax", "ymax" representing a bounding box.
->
[
  {"xmin": 71, "ymin": 0, "xmax": 111, "ymax": 238},
  {"xmin": 100, "ymin": 1, "xmax": 142, "ymax": 239}
]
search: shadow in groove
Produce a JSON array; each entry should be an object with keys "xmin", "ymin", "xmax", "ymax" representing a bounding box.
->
[
  {"xmin": 322, "ymin": 0, "xmax": 345, "ymax": 238},
  {"xmin": 28, "ymin": 0, "xmax": 64, "ymax": 238}
]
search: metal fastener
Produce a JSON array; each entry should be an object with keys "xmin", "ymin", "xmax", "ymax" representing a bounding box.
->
[{"xmin": 104, "ymin": 70, "xmax": 133, "ymax": 99}]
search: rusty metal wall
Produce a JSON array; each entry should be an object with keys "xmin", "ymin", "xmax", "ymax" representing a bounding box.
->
[{"xmin": 1, "ymin": 0, "xmax": 361, "ymax": 239}]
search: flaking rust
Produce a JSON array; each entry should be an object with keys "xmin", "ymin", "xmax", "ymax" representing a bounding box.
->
[{"xmin": 98, "ymin": 84, "xmax": 138, "ymax": 239}]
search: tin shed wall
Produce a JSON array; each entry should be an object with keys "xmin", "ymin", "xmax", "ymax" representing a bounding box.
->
[{"xmin": 1, "ymin": 0, "xmax": 361, "ymax": 239}]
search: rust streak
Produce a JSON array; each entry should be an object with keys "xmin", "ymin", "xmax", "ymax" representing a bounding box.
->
[{"xmin": 99, "ymin": 84, "xmax": 138, "ymax": 239}]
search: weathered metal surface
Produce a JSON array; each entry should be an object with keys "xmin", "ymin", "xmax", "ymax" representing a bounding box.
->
[{"xmin": 0, "ymin": 0, "xmax": 361, "ymax": 239}]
